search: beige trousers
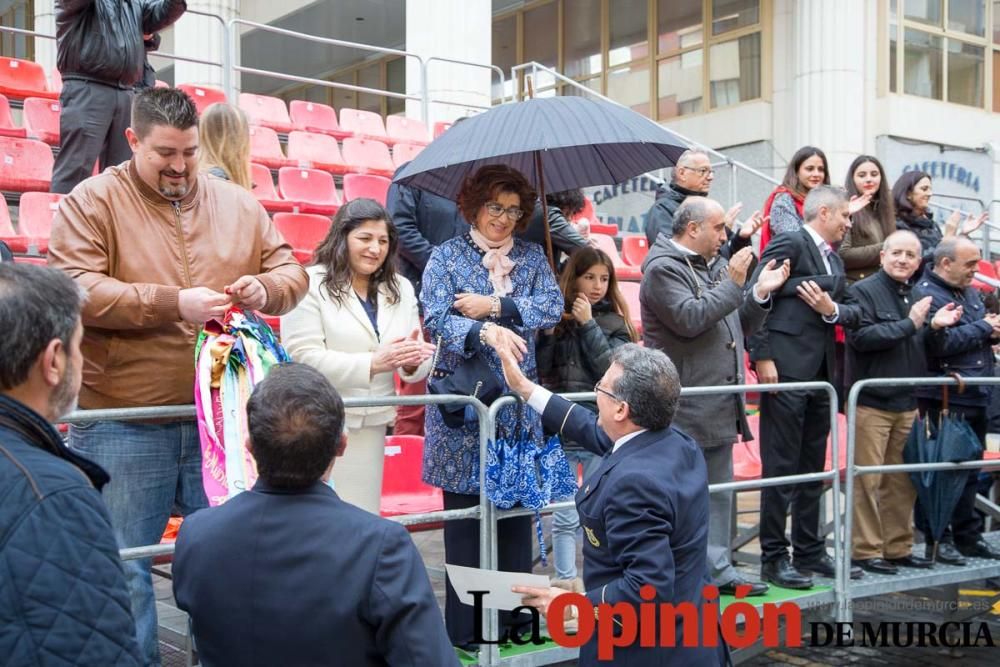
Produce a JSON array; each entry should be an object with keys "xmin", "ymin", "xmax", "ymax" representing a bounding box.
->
[
  {"xmin": 330, "ymin": 423, "xmax": 387, "ymax": 515},
  {"xmin": 851, "ymin": 405, "xmax": 918, "ymax": 560}
]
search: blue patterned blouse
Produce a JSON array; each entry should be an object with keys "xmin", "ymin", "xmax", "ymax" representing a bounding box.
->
[{"xmin": 420, "ymin": 233, "xmax": 563, "ymax": 494}]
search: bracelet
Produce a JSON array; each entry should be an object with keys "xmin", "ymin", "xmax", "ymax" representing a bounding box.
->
[
  {"xmin": 479, "ymin": 323, "xmax": 493, "ymax": 347},
  {"xmin": 490, "ymin": 296, "xmax": 501, "ymax": 319}
]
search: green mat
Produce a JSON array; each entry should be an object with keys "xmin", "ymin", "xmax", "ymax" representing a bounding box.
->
[{"xmin": 456, "ymin": 637, "xmax": 563, "ymax": 665}]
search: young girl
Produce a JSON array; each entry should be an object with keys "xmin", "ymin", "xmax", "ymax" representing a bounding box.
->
[{"xmin": 536, "ymin": 247, "xmax": 638, "ymax": 586}]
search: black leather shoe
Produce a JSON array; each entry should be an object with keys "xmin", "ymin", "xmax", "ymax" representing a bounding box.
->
[
  {"xmin": 718, "ymin": 576, "xmax": 770, "ymax": 597},
  {"xmin": 926, "ymin": 541, "xmax": 967, "ymax": 566},
  {"xmin": 761, "ymin": 557, "xmax": 813, "ymax": 590},
  {"xmin": 956, "ymin": 538, "xmax": 1000, "ymax": 560},
  {"xmin": 795, "ymin": 554, "xmax": 864, "ymax": 580},
  {"xmin": 851, "ymin": 558, "xmax": 898, "ymax": 575},
  {"xmin": 885, "ymin": 554, "xmax": 934, "ymax": 569}
]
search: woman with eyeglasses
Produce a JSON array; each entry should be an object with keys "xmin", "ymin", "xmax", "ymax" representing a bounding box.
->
[
  {"xmin": 760, "ymin": 146, "xmax": 830, "ymax": 250},
  {"xmin": 420, "ymin": 164, "xmax": 563, "ymax": 649}
]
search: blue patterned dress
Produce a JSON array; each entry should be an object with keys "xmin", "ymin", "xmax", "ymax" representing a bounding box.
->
[{"xmin": 420, "ymin": 233, "xmax": 563, "ymax": 494}]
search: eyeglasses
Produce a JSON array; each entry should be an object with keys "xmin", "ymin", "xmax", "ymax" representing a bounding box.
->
[
  {"xmin": 485, "ymin": 202, "xmax": 525, "ymax": 221},
  {"xmin": 594, "ymin": 381, "xmax": 622, "ymax": 403},
  {"xmin": 681, "ymin": 166, "xmax": 714, "ymax": 177}
]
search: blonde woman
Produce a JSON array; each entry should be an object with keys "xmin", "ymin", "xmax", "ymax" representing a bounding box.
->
[{"xmin": 198, "ymin": 103, "xmax": 253, "ymax": 190}]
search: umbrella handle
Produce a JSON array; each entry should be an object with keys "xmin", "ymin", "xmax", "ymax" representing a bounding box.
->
[{"xmin": 941, "ymin": 372, "xmax": 965, "ymax": 417}]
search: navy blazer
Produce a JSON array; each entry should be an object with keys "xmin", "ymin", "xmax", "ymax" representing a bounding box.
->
[
  {"xmin": 173, "ymin": 481, "xmax": 458, "ymax": 667},
  {"xmin": 541, "ymin": 395, "xmax": 726, "ymax": 667}
]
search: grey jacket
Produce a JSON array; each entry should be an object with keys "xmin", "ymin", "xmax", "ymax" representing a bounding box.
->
[{"xmin": 639, "ymin": 235, "xmax": 769, "ymax": 449}]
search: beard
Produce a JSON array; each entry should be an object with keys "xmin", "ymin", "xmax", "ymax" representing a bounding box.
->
[
  {"xmin": 49, "ymin": 366, "xmax": 79, "ymax": 421},
  {"xmin": 159, "ymin": 172, "xmax": 190, "ymax": 199}
]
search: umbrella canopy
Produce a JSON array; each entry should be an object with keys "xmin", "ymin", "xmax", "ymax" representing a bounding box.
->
[{"xmin": 393, "ymin": 95, "xmax": 690, "ymax": 200}]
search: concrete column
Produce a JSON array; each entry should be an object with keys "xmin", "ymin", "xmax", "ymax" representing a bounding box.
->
[
  {"xmin": 172, "ymin": 0, "xmax": 239, "ymax": 89},
  {"xmin": 33, "ymin": 0, "xmax": 56, "ymax": 72},
  {"xmin": 404, "ymin": 0, "xmax": 492, "ymax": 128},
  {"xmin": 792, "ymin": 0, "xmax": 868, "ymax": 181}
]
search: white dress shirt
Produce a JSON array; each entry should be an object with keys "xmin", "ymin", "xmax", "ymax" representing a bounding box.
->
[{"xmin": 802, "ymin": 224, "xmax": 840, "ymax": 323}]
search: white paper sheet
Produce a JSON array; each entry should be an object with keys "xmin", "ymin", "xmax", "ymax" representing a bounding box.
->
[{"xmin": 445, "ymin": 564, "xmax": 552, "ymax": 611}]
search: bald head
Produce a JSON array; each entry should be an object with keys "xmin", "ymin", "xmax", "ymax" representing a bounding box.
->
[
  {"xmin": 933, "ymin": 235, "xmax": 981, "ymax": 289},
  {"xmin": 880, "ymin": 230, "xmax": 923, "ymax": 283},
  {"xmin": 671, "ymin": 196, "xmax": 728, "ymax": 259}
]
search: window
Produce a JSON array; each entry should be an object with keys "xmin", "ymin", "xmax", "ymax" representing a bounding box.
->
[
  {"xmin": 889, "ymin": 0, "xmax": 995, "ymax": 109},
  {"xmin": 493, "ymin": 15, "xmax": 517, "ymax": 101},
  {"xmin": 0, "ymin": 0, "xmax": 33, "ymax": 60},
  {"xmin": 564, "ymin": 0, "xmax": 602, "ymax": 79},
  {"xmin": 523, "ymin": 1, "xmax": 558, "ymax": 90}
]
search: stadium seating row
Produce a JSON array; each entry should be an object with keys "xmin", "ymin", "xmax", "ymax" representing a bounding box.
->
[{"xmin": 250, "ymin": 127, "xmax": 420, "ymax": 177}]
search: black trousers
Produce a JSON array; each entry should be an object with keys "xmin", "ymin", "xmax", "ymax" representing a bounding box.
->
[
  {"xmin": 51, "ymin": 79, "xmax": 133, "ymax": 194},
  {"xmin": 442, "ymin": 491, "xmax": 532, "ymax": 647},
  {"xmin": 759, "ymin": 385, "xmax": 831, "ymax": 563},
  {"xmin": 914, "ymin": 400, "xmax": 986, "ymax": 546}
]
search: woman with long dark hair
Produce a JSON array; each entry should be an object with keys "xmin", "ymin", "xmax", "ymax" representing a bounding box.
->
[
  {"xmin": 281, "ymin": 198, "xmax": 435, "ymax": 513},
  {"xmin": 838, "ymin": 155, "xmax": 896, "ymax": 283},
  {"xmin": 760, "ymin": 146, "xmax": 830, "ymax": 249}
]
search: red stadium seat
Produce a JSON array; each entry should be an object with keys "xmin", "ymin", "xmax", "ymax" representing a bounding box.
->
[
  {"xmin": 590, "ymin": 222, "xmax": 619, "ymax": 236},
  {"xmin": 733, "ymin": 420, "xmax": 762, "ymax": 481},
  {"xmin": 272, "ymin": 212, "xmax": 332, "ymax": 263},
  {"xmin": 285, "ymin": 130, "xmax": 351, "ymax": 174},
  {"xmin": 621, "ymin": 235, "xmax": 649, "ymax": 267},
  {"xmin": 288, "ymin": 100, "xmax": 352, "ymax": 139},
  {"xmin": 341, "ymin": 137, "xmax": 395, "ymax": 177},
  {"xmin": 0, "ymin": 137, "xmax": 53, "ymax": 193},
  {"xmin": 250, "ymin": 163, "xmax": 294, "ymax": 213},
  {"xmin": 590, "ymin": 233, "xmax": 641, "ymax": 280},
  {"xmin": 22, "ymin": 97, "xmax": 60, "ymax": 145},
  {"xmin": 249, "ymin": 125, "xmax": 293, "ymax": 170},
  {"xmin": 0, "ymin": 94, "xmax": 26, "ymax": 138},
  {"xmin": 0, "ymin": 57, "xmax": 58, "ymax": 100},
  {"xmin": 238, "ymin": 92, "xmax": 293, "ymax": 133},
  {"xmin": 972, "ymin": 259, "xmax": 997, "ymax": 293},
  {"xmin": 433, "ymin": 121, "xmax": 452, "ymax": 138},
  {"xmin": 0, "ymin": 196, "xmax": 26, "ymax": 251},
  {"xmin": 392, "ymin": 142, "xmax": 424, "ymax": 168},
  {"xmin": 380, "ymin": 435, "xmax": 444, "ymax": 524},
  {"xmin": 824, "ymin": 413, "xmax": 849, "ymax": 477},
  {"xmin": 385, "ymin": 116, "xmax": 430, "ymax": 146},
  {"xmin": 48, "ymin": 68, "xmax": 62, "ymax": 94},
  {"xmin": 278, "ymin": 167, "xmax": 342, "ymax": 216},
  {"xmin": 16, "ymin": 192, "xmax": 64, "ymax": 254},
  {"xmin": 617, "ymin": 280, "xmax": 643, "ymax": 335},
  {"xmin": 339, "ymin": 108, "xmax": 389, "ymax": 143},
  {"xmin": 176, "ymin": 84, "xmax": 227, "ymax": 115},
  {"xmin": 342, "ymin": 173, "xmax": 391, "ymax": 206},
  {"xmin": 13, "ymin": 255, "xmax": 48, "ymax": 265}
]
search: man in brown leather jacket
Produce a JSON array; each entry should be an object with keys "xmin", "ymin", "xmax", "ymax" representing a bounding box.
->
[{"xmin": 48, "ymin": 86, "xmax": 308, "ymax": 666}]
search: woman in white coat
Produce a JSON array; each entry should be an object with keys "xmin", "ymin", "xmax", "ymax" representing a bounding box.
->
[{"xmin": 281, "ymin": 198, "xmax": 436, "ymax": 513}]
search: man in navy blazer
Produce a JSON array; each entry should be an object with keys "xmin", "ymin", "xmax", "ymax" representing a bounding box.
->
[
  {"xmin": 502, "ymin": 344, "xmax": 727, "ymax": 666},
  {"xmin": 172, "ymin": 363, "xmax": 458, "ymax": 667}
]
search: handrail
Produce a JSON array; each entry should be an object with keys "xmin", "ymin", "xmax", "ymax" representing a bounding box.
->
[{"xmin": 423, "ymin": 56, "xmax": 508, "ymax": 116}]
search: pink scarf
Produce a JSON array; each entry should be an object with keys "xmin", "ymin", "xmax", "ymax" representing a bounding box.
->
[{"xmin": 469, "ymin": 228, "xmax": 515, "ymax": 297}]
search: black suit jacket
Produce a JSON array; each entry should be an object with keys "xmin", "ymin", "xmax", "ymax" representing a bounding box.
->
[
  {"xmin": 173, "ymin": 482, "xmax": 458, "ymax": 667},
  {"xmin": 748, "ymin": 228, "xmax": 860, "ymax": 381},
  {"xmin": 541, "ymin": 395, "xmax": 726, "ymax": 667}
]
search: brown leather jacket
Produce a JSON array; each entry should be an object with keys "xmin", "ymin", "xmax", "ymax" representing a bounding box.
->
[{"xmin": 49, "ymin": 161, "xmax": 308, "ymax": 410}]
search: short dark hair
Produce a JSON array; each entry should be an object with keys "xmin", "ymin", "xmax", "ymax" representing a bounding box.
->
[
  {"xmin": 545, "ymin": 188, "xmax": 586, "ymax": 218},
  {"xmin": 246, "ymin": 363, "xmax": 346, "ymax": 489},
  {"xmin": 891, "ymin": 170, "xmax": 931, "ymax": 222},
  {"xmin": 609, "ymin": 344, "xmax": 681, "ymax": 431},
  {"xmin": 0, "ymin": 264, "xmax": 84, "ymax": 391},
  {"xmin": 131, "ymin": 87, "xmax": 199, "ymax": 139},
  {"xmin": 457, "ymin": 165, "xmax": 537, "ymax": 233}
]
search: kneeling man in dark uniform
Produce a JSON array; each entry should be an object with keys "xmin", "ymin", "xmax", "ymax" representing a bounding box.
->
[{"xmin": 502, "ymin": 344, "xmax": 726, "ymax": 666}]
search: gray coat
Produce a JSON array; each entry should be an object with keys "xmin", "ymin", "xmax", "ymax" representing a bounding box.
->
[{"xmin": 639, "ymin": 235, "xmax": 769, "ymax": 449}]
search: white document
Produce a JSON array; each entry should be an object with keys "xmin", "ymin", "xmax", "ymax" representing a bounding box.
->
[{"xmin": 445, "ymin": 564, "xmax": 552, "ymax": 611}]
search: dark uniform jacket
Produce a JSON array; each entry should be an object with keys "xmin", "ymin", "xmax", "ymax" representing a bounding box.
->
[{"xmin": 540, "ymin": 394, "xmax": 726, "ymax": 667}]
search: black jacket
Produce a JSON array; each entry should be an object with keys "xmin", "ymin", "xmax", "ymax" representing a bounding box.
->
[
  {"xmin": 56, "ymin": 0, "xmax": 186, "ymax": 87},
  {"xmin": 846, "ymin": 270, "xmax": 928, "ymax": 411},
  {"xmin": 913, "ymin": 268, "xmax": 995, "ymax": 407},
  {"xmin": 896, "ymin": 213, "xmax": 942, "ymax": 273},
  {"xmin": 519, "ymin": 204, "xmax": 588, "ymax": 257},
  {"xmin": 645, "ymin": 182, "xmax": 752, "ymax": 259}
]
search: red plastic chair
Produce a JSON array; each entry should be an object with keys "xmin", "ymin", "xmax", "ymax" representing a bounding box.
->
[
  {"xmin": 249, "ymin": 125, "xmax": 293, "ymax": 170},
  {"xmin": 385, "ymin": 116, "xmax": 430, "ymax": 146},
  {"xmin": 621, "ymin": 235, "xmax": 649, "ymax": 267},
  {"xmin": 0, "ymin": 57, "xmax": 58, "ymax": 101},
  {"xmin": 0, "ymin": 94, "xmax": 25, "ymax": 139},
  {"xmin": 0, "ymin": 137, "xmax": 53, "ymax": 193},
  {"xmin": 277, "ymin": 167, "xmax": 342, "ymax": 216},
  {"xmin": 341, "ymin": 137, "xmax": 395, "ymax": 177},
  {"xmin": 250, "ymin": 163, "xmax": 295, "ymax": 213},
  {"xmin": 590, "ymin": 233, "xmax": 641, "ymax": 281},
  {"xmin": 342, "ymin": 173, "xmax": 391, "ymax": 206},
  {"xmin": 176, "ymin": 84, "xmax": 227, "ymax": 115},
  {"xmin": 13, "ymin": 255, "xmax": 48, "ymax": 265},
  {"xmin": 617, "ymin": 280, "xmax": 643, "ymax": 335},
  {"xmin": 22, "ymin": 97, "xmax": 60, "ymax": 145},
  {"xmin": 0, "ymin": 196, "xmax": 25, "ymax": 251},
  {"xmin": 823, "ymin": 413, "xmax": 850, "ymax": 479},
  {"xmin": 238, "ymin": 92, "xmax": 293, "ymax": 133},
  {"xmin": 288, "ymin": 100, "xmax": 352, "ymax": 140},
  {"xmin": 339, "ymin": 108, "xmax": 389, "ymax": 143},
  {"xmin": 732, "ymin": 423, "xmax": 763, "ymax": 482},
  {"xmin": 972, "ymin": 259, "xmax": 997, "ymax": 293},
  {"xmin": 392, "ymin": 142, "xmax": 424, "ymax": 168},
  {"xmin": 16, "ymin": 192, "xmax": 64, "ymax": 254},
  {"xmin": 48, "ymin": 68, "xmax": 62, "ymax": 95},
  {"xmin": 590, "ymin": 222, "xmax": 619, "ymax": 236},
  {"xmin": 272, "ymin": 212, "xmax": 332, "ymax": 264},
  {"xmin": 285, "ymin": 130, "xmax": 351, "ymax": 174},
  {"xmin": 380, "ymin": 435, "xmax": 444, "ymax": 527},
  {"xmin": 433, "ymin": 121, "xmax": 452, "ymax": 138}
]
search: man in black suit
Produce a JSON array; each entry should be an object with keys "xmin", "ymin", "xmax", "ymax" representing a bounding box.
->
[
  {"xmin": 172, "ymin": 364, "xmax": 458, "ymax": 667},
  {"xmin": 502, "ymin": 344, "xmax": 726, "ymax": 667},
  {"xmin": 748, "ymin": 185, "xmax": 864, "ymax": 589}
]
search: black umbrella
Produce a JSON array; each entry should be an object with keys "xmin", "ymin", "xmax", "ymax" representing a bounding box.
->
[
  {"xmin": 903, "ymin": 384, "xmax": 983, "ymax": 561},
  {"xmin": 394, "ymin": 95, "xmax": 689, "ymax": 263}
]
